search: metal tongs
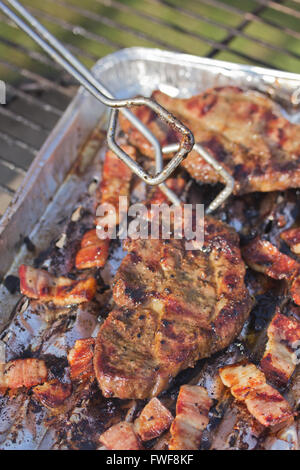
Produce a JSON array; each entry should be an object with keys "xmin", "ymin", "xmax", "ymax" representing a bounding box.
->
[{"xmin": 0, "ymin": 0, "xmax": 234, "ymax": 212}]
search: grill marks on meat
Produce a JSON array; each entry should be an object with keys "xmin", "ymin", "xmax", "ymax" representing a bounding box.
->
[
  {"xmin": 134, "ymin": 397, "xmax": 173, "ymax": 441},
  {"xmin": 99, "ymin": 421, "xmax": 143, "ymax": 450},
  {"xmin": 0, "ymin": 358, "xmax": 47, "ymax": 390},
  {"xmin": 94, "ymin": 216, "xmax": 251, "ymax": 399},
  {"xmin": 169, "ymin": 385, "xmax": 212, "ymax": 450},
  {"xmin": 75, "ymin": 229, "xmax": 110, "ymax": 270},
  {"xmin": 242, "ymin": 237, "xmax": 300, "ymax": 306},
  {"xmin": 33, "ymin": 379, "xmax": 72, "ymax": 409},
  {"xmin": 119, "ymin": 87, "xmax": 300, "ymax": 194},
  {"xmin": 219, "ymin": 362, "xmax": 293, "ymax": 429},
  {"xmin": 68, "ymin": 338, "xmax": 95, "ymax": 383},
  {"xmin": 281, "ymin": 227, "xmax": 300, "ymax": 255},
  {"xmin": 260, "ymin": 310, "xmax": 300, "ymax": 387},
  {"xmin": 19, "ymin": 265, "xmax": 97, "ymax": 306},
  {"xmin": 94, "ymin": 307, "xmax": 161, "ymax": 399}
]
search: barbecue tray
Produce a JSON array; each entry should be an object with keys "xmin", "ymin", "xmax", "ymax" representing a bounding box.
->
[{"xmin": 0, "ymin": 47, "xmax": 300, "ymax": 449}]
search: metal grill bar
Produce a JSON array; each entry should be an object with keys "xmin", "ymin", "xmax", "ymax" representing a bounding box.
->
[
  {"xmin": 0, "ymin": 105, "xmax": 49, "ymax": 132},
  {"xmin": 0, "ymin": 16, "xmax": 101, "ymax": 62},
  {"xmin": 6, "ymin": 83, "xmax": 63, "ymax": 117},
  {"xmin": 28, "ymin": 0, "xmax": 300, "ymax": 67},
  {"xmin": 254, "ymin": 0, "xmax": 300, "ymax": 19},
  {"xmin": 0, "ymin": 0, "xmax": 299, "ymax": 216},
  {"xmin": 0, "ymin": 56, "xmax": 75, "ymax": 96},
  {"xmin": 199, "ymin": 0, "xmax": 300, "ymax": 40}
]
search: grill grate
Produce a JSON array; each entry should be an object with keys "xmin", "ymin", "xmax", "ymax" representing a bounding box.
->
[{"xmin": 0, "ymin": 0, "xmax": 299, "ymax": 217}]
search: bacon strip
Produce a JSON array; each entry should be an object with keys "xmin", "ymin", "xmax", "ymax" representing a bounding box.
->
[
  {"xmin": 75, "ymin": 229, "xmax": 110, "ymax": 270},
  {"xmin": 219, "ymin": 362, "xmax": 293, "ymax": 429},
  {"xmin": 261, "ymin": 310, "xmax": 300, "ymax": 387},
  {"xmin": 0, "ymin": 358, "xmax": 47, "ymax": 389},
  {"xmin": 281, "ymin": 228, "xmax": 300, "ymax": 255},
  {"xmin": 33, "ymin": 379, "xmax": 72, "ymax": 408},
  {"xmin": 76, "ymin": 146, "xmax": 136, "ymax": 270},
  {"xmin": 134, "ymin": 397, "xmax": 173, "ymax": 441},
  {"xmin": 243, "ymin": 237, "xmax": 300, "ymax": 281},
  {"xmin": 99, "ymin": 146, "xmax": 136, "ymax": 223},
  {"xmin": 243, "ymin": 238, "xmax": 300, "ymax": 306},
  {"xmin": 99, "ymin": 421, "xmax": 143, "ymax": 450},
  {"xmin": 68, "ymin": 338, "xmax": 95, "ymax": 383},
  {"xmin": 19, "ymin": 264, "xmax": 97, "ymax": 306},
  {"xmin": 169, "ymin": 385, "xmax": 212, "ymax": 450}
]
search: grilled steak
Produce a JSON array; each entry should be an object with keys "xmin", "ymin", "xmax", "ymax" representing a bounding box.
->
[
  {"xmin": 94, "ymin": 215, "xmax": 251, "ymax": 399},
  {"xmin": 119, "ymin": 87, "xmax": 300, "ymax": 194}
]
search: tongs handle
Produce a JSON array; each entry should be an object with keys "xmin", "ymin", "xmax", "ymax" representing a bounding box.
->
[{"xmin": 0, "ymin": 0, "xmax": 194, "ymax": 201}]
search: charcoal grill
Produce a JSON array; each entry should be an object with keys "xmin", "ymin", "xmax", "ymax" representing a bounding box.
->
[{"xmin": 0, "ymin": 0, "xmax": 299, "ymax": 217}]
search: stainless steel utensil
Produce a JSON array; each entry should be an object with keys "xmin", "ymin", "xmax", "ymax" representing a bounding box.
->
[{"xmin": 0, "ymin": 0, "xmax": 234, "ymax": 210}]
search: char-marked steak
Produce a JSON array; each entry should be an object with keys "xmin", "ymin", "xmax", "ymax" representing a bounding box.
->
[
  {"xmin": 119, "ymin": 87, "xmax": 300, "ymax": 194},
  {"xmin": 94, "ymin": 216, "xmax": 251, "ymax": 399}
]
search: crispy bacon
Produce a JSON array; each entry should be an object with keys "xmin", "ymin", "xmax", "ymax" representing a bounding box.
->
[
  {"xmin": 219, "ymin": 362, "xmax": 293, "ymax": 429},
  {"xmin": 169, "ymin": 385, "xmax": 212, "ymax": 450},
  {"xmin": 261, "ymin": 310, "xmax": 300, "ymax": 387},
  {"xmin": 242, "ymin": 237, "xmax": 300, "ymax": 281},
  {"xmin": 76, "ymin": 146, "xmax": 136, "ymax": 271},
  {"xmin": 68, "ymin": 338, "xmax": 95, "ymax": 383},
  {"xmin": 75, "ymin": 229, "xmax": 110, "ymax": 270},
  {"xmin": 33, "ymin": 379, "xmax": 72, "ymax": 408},
  {"xmin": 134, "ymin": 398, "xmax": 173, "ymax": 441},
  {"xmin": 99, "ymin": 146, "xmax": 136, "ymax": 225},
  {"xmin": 281, "ymin": 228, "xmax": 300, "ymax": 255},
  {"xmin": 0, "ymin": 358, "xmax": 47, "ymax": 389},
  {"xmin": 242, "ymin": 238, "xmax": 300, "ymax": 306},
  {"xmin": 19, "ymin": 264, "xmax": 97, "ymax": 305},
  {"xmin": 99, "ymin": 421, "xmax": 143, "ymax": 450}
]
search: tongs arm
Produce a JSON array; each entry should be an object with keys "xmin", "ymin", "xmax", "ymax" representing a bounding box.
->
[
  {"xmin": 0, "ymin": 0, "xmax": 235, "ymax": 211},
  {"xmin": 0, "ymin": 0, "xmax": 194, "ymax": 198}
]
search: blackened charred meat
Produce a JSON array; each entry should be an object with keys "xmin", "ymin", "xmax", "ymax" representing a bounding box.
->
[
  {"xmin": 281, "ymin": 227, "xmax": 300, "ymax": 255},
  {"xmin": 33, "ymin": 379, "xmax": 72, "ymax": 409}
]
